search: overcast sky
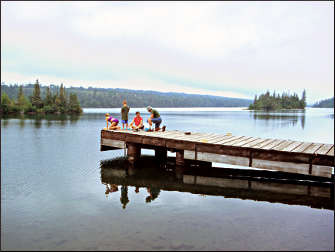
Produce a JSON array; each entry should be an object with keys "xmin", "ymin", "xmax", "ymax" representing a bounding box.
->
[{"xmin": 1, "ymin": 1, "xmax": 334, "ymax": 104}]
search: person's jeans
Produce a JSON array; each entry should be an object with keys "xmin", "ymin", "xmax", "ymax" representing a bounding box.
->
[{"xmin": 150, "ymin": 117, "xmax": 162, "ymax": 129}]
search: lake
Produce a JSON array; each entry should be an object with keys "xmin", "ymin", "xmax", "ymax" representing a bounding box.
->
[{"xmin": 1, "ymin": 107, "xmax": 334, "ymax": 250}]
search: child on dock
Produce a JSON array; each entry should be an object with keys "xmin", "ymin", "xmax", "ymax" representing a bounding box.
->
[
  {"xmin": 121, "ymin": 99, "xmax": 130, "ymax": 130},
  {"xmin": 129, "ymin": 111, "xmax": 144, "ymax": 131},
  {"xmin": 105, "ymin": 113, "xmax": 121, "ymax": 130}
]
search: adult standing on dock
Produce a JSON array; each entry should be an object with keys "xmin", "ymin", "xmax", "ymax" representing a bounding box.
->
[{"xmin": 146, "ymin": 106, "xmax": 166, "ymax": 132}]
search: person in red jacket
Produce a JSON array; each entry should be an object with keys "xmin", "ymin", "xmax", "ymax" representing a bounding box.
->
[{"xmin": 129, "ymin": 111, "xmax": 144, "ymax": 130}]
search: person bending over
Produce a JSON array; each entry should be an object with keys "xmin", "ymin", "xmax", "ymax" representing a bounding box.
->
[
  {"xmin": 146, "ymin": 106, "xmax": 166, "ymax": 132},
  {"xmin": 105, "ymin": 113, "xmax": 121, "ymax": 130}
]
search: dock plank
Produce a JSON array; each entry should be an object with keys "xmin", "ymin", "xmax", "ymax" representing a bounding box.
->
[
  {"xmin": 207, "ymin": 135, "xmax": 236, "ymax": 144},
  {"xmin": 155, "ymin": 131, "xmax": 185, "ymax": 139},
  {"xmin": 260, "ymin": 139, "xmax": 285, "ymax": 150},
  {"xmin": 291, "ymin": 142, "xmax": 313, "ymax": 153},
  {"xmin": 232, "ymin": 137, "xmax": 259, "ymax": 147},
  {"xmin": 272, "ymin": 140, "xmax": 295, "ymax": 151},
  {"xmin": 220, "ymin": 136, "xmax": 252, "ymax": 146},
  {"xmin": 249, "ymin": 138, "xmax": 275, "ymax": 149},
  {"xmin": 242, "ymin": 138, "xmax": 268, "ymax": 148},
  {"xmin": 302, "ymin": 143, "xmax": 324, "ymax": 154},
  {"xmin": 190, "ymin": 133, "xmax": 224, "ymax": 143},
  {"xmin": 215, "ymin": 136, "xmax": 244, "ymax": 145},
  {"xmin": 315, "ymin": 144, "xmax": 334, "ymax": 155},
  {"xmin": 280, "ymin": 141, "xmax": 304, "ymax": 152},
  {"xmin": 326, "ymin": 146, "xmax": 334, "ymax": 156},
  {"xmin": 171, "ymin": 133, "xmax": 210, "ymax": 142}
]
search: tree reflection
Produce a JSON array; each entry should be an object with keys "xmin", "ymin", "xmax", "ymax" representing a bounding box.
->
[
  {"xmin": 19, "ymin": 118, "xmax": 25, "ymax": 128},
  {"xmin": 250, "ymin": 110, "xmax": 306, "ymax": 129},
  {"xmin": 0, "ymin": 113, "xmax": 80, "ymax": 128},
  {"xmin": 1, "ymin": 118, "xmax": 9, "ymax": 128}
]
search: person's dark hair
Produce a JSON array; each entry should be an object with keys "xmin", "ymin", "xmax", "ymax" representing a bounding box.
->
[{"xmin": 136, "ymin": 111, "xmax": 140, "ymax": 115}]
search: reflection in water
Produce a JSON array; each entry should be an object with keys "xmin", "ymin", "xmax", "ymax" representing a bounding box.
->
[
  {"xmin": 120, "ymin": 185, "xmax": 129, "ymax": 209},
  {"xmin": 19, "ymin": 118, "xmax": 25, "ymax": 128},
  {"xmin": 100, "ymin": 156, "xmax": 334, "ymax": 210},
  {"xmin": 105, "ymin": 184, "xmax": 118, "ymax": 198},
  {"xmin": 2, "ymin": 118, "xmax": 9, "ymax": 128},
  {"xmin": 250, "ymin": 110, "xmax": 306, "ymax": 129},
  {"xmin": 146, "ymin": 186, "xmax": 160, "ymax": 203},
  {"xmin": 69, "ymin": 114, "xmax": 80, "ymax": 124},
  {"xmin": 34, "ymin": 117, "xmax": 42, "ymax": 128},
  {"xmin": 0, "ymin": 113, "xmax": 81, "ymax": 128}
]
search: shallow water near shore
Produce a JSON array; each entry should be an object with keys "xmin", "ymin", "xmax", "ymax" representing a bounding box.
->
[{"xmin": 1, "ymin": 107, "xmax": 334, "ymax": 250}]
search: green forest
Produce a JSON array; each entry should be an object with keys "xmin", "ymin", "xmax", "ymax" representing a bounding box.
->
[
  {"xmin": 1, "ymin": 80, "xmax": 82, "ymax": 115},
  {"xmin": 248, "ymin": 90, "xmax": 306, "ymax": 110},
  {"xmin": 1, "ymin": 82, "xmax": 253, "ymax": 108},
  {"xmin": 312, "ymin": 97, "xmax": 334, "ymax": 108}
]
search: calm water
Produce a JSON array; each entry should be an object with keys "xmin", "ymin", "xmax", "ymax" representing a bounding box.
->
[{"xmin": 1, "ymin": 107, "xmax": 334, "ymax": 251}]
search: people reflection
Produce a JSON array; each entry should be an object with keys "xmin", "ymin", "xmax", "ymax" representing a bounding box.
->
[
  {"xmin": 105, "ymin": 184, "xmax": 119, "ymax": 198},
  {"xmin": 145, "ymin": 186, "xmax": 160, "ymax": 203},
  {"xmin": 120, "ymin": 185, "xmax": 129, "ymax": 209}
]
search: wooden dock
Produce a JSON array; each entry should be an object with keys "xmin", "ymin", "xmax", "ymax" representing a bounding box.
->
[{"xmin": 100, "ymin": 129, "xmax": 334, "ymax": 178}]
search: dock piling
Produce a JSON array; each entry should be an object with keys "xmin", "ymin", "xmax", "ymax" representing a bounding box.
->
[
  {"xmin": 127, "ymin": 143, "xmax": 141, "ymax": 164},
  {"xmin": 176, "ymin": 150, "xmax": 185, "ymax": 166},
  {"xmin": 155, "ymin": 147, "xmax": 167, "ymax": 163}
]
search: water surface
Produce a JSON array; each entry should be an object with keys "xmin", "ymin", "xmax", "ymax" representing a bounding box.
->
[{"xmin": 1, "ymin": 107, "xmax": 334, "ymax": 250}]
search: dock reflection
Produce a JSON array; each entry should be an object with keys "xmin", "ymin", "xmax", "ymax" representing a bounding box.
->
[{"xmin": 100, "ymin": 156, "xmax": 334, "ymax": 210}]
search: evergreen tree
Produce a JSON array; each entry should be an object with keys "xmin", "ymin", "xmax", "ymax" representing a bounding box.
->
[
  {"xmin": 312, "ymin": 97, "xmax": 334, "ymax": 108},
  {"xmin": 300, "ymin": 89, "xmax": 306, "ymax": 109},
  {"xmin": 249, "ymin": 90, "xmax": 307, "ymax": 110},
  {"xmin": 59, "ymin": 83, "xmax": 67, "ymax": 112},
  {"xmin": 55, "ymin": 96, "xmax": 61, "ymax": 112},
  {"xmin": 1, "ymin": 91, "xmax": 12, "ymax": 114},
  {"xmin": 16, "ymin": 86, "xmax": 26, "ymax": 108},
  {"xmin": 44, "ymin": 86, "xmax": 53, "ymax": 106},
  {"xmin": 68, "ymin": 93, "xmax": 82, "ymax": 113},
  {"xmin": 31, "ymin": 79, "xmax": 43, "ymax": 108}
]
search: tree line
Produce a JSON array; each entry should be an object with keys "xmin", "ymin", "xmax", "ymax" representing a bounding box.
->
[
  {"xmin": 1, "ymin": 80, "xmax": 82, "ymax": 115},
  {"xmin": 1, "ymin": 82, "xmax": 253, "ymax": 108},
  {"xmin": 312, "ymin": 97, "xmax": 334, "ymax": 108},
  {"xmin": 248, "ymin": 90, "xmax": 306, "ymax": 110}
]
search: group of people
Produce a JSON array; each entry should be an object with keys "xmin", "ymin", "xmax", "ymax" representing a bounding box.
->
[{"xmin": 105, "ymin": 100, "xmax": 166, "ymax": 132}]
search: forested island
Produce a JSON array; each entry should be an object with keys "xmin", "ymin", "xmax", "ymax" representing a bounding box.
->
[
  {"xmin": 1, "ymin": 80, "xmax": 82, "ymax": 115},
  {"xmin": 248, "ymin": 90, "xmax": 306, "ymax": 110},
  {"xmin": 312, "ymin": 97, "xmax": 334, "ymax": 108},
  {"xmin": 1, "ymin": 82, "xmax": 252, "ymax": 108}
]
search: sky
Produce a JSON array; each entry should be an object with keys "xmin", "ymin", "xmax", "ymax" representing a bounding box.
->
[{"xmin": 1, "ymin": 1, "xmax": 334, "ymax": 104}]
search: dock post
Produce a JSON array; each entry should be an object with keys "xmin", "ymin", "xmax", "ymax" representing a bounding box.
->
[
  {"xmin": 127, "ymin": 143, "xmax": 141, "ymax": 165},
  {"xmin": 155, "ymin": 147, "xmax": 167, "ymax": 164},
  {"xmin": 175, "ymin": 165, "xmax": 185, "ymax": 180},
  {"xmin": 176, "ymin": 150, "xmax": 185, "ymax": 166}
]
